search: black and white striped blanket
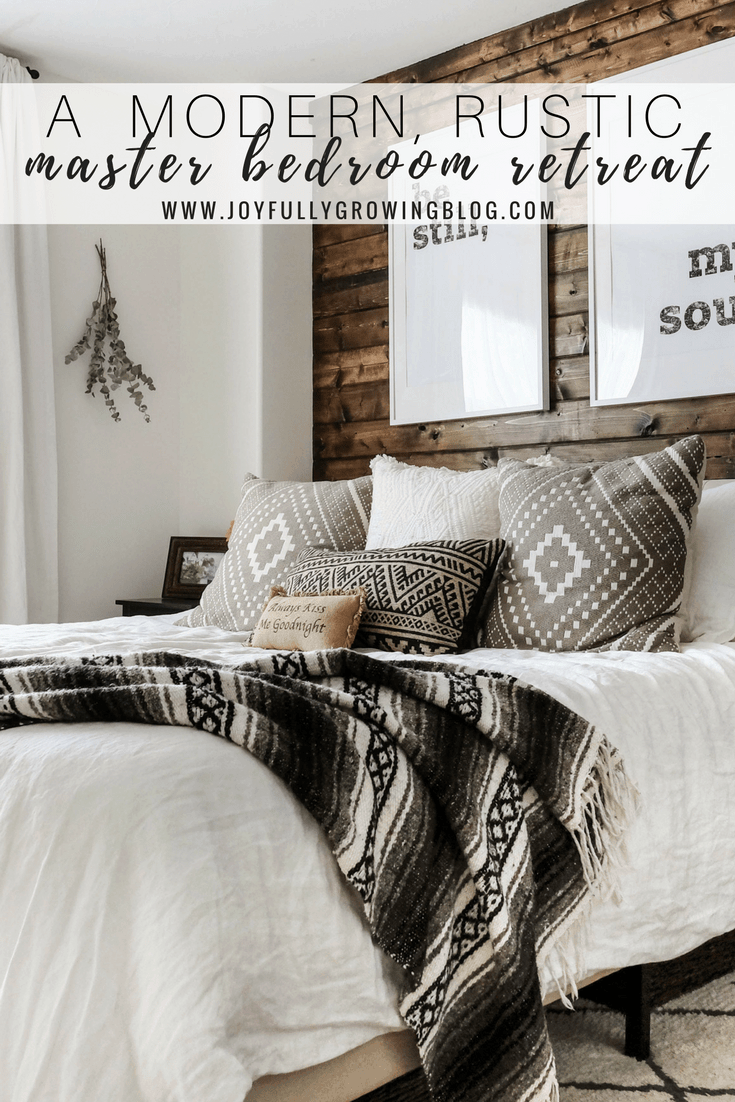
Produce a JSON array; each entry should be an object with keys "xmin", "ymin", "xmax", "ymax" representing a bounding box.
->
[{"xmin": 0, "ymin": 648, "xmax": 636, "ymax": 1102}]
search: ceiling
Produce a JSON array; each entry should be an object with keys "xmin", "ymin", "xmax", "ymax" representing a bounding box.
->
[{"xmin": 0, "ymin": 0, "xmax": 569, "ymax": 84}]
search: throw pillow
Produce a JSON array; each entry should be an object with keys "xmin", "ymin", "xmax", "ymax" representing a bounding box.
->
[
  {"xmin": 251, "ymin": 587, "xmax": 366, "ymax": 651},
  {"xmin": 682, "ymin": 479, "xmax": 735, "ymax": 644},
  {"xmin": 179, "ymin": 474, "xmax": 372, "ymax": 633},
  {"xmin": 481, "ymin": 436, "xmax": 705, "ymax": 653},
  {"xmin": 524, "ymin": 454, "xmax": 571, "ymax": 468},
  {"xmin": 365, "ymin": 455, "xmax": 501, "ymax": 548},
  {"xmin": 286, "ymin": 539, "xmax": 506, "ymax": 656}
]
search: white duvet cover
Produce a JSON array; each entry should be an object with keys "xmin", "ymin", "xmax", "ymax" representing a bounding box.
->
[{"xmin": 1, "ymin": 614, "xmax": 734, "ymax": 1102}]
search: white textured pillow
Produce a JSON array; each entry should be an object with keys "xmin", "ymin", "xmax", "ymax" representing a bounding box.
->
[
  {"xmin": 683, "ymin": 479, "xmax": 735, "ymax": 643},
  {"xmin": 525, "ymin": 454, "xmax": 571, "ymax": 468},
  {"xmin": 365, "ymin": 456, "xmax": 501, "ymax": 549}
]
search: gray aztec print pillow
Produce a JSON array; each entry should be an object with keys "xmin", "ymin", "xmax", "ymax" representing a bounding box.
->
[
  {"xmin": 481, "ymin": 435, "xmax": 705, "ymax": 653},
  {"xmin": 179, "ymin": 474, "xmax": 372, "ymax": 633}
]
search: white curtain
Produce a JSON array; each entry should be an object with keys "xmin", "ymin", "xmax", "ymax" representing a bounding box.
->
[{"xmin": 0, "ymin": 56, "xmax": 58, "ymax": 623}]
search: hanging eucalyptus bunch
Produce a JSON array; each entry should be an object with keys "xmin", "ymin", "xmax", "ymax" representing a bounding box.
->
[{"xmin": 65, "ymin": 240, "xmax": 155, "ymax": 422}]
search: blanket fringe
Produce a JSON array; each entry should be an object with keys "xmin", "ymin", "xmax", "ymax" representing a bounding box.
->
[
  {"xmin": 575, "ymin": 735, "xmax": 639, "ymax": 897},
  {"xmin": 540, "ymin": 732, "xmax": 640, "ymax": 1006}
]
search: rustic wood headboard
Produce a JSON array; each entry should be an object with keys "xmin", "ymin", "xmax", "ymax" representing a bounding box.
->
[{"xmin": 312, "ymin": 0, "xmax": 735, "ymax": 481}]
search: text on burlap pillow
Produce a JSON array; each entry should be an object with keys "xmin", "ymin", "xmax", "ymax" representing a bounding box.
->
[
  {"xmin": 481, "ymin": 436, "xmax": 705, "ymax": 653},
  {"xmin": 286, "ymin": 539, "xmax": 506, "ymax": 656},
  {"xmin": 179, "ymin": 474, "xmax": 372, "ymax": 633},
  {"xmin": 251, "ymin": 587, "xmax": 366, "ymax": 651}
]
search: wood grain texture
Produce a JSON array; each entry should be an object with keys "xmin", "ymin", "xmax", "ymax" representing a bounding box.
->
[
  {"xmin": 313, "ymin": 306, "xmax": 390, "ymax": 354},
  {"xmin": 445, "ymin": 0, "xmax": 729, "ymax": 83},
  {"xmin": 512, "ymin": 431, "xmax": 735, "ymax": 473},
  {"xmin": 314, "ymin": 231, "xmax": 388, "ymax": 282},
  {"xmin": 316, "ymin": 225, "xmax": 387, "ymax": 247},
  {"xmin": 313, "ymin": 269, "xmax": 389, "ymax": 318},
  {"xmin": 552, "ymin": 356, "xmax": 591, "ymax": 401},
  {"xmin": 549, "ymin": 227, "xmax": 588, "ymax": 275},
  {"xmin": 314, "ymin": 348, "xmax": 390, "ymax": 390},
  {"xmin": 500, "ymin": 4, "xmax": 735, "ymax": 84},
  {"xmin": 374, "ymin": 0, "xmax": 727, "ymax": 82},
  {"xmin": 312, "ymin": 0, "xmax": 735, "ymax": 482},
  {"xmin": 374, "ymin": 0, "xmax": 670, "ymax": 81},
  {"xmin": 314, "ymin": 397, "xmax": 735, "ymax": 454},
  {"xmin": 314, "ymin": 381, "xmax": 391, "ymax": 425},
  {"xmin": 313, "ymin": 432, "xmax": 735, "ymax": 480}
]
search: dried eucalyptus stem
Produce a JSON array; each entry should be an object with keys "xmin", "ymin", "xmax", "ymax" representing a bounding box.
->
[{"xmin": 65, "ymin": 240, "xmax": 155, "ymax": 422}]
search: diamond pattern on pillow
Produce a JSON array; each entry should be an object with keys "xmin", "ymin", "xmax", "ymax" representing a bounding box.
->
[
  {"xmin": 481, "ymin": 436, "xmax": 705, "ymax": 653},
  {"xmin": 180, "ymin": 475, "xmax": 372, "ymax": 633},
  {"xmin": 286, "ymin": 539, "xmax": 505, "ymax": 655}
]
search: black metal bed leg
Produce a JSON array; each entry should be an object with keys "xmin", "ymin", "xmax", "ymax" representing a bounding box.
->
[
  {"xmin": 578, "ymin": 930, "xmax": 735, "ymax": 1063},
  {"xmin": 624, "ymin": 965, "xmax": 651, "ymax": 1060}
]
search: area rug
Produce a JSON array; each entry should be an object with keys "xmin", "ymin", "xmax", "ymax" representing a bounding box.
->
[
  {"xmin": 365, "ymin": 968, "xmax": 735, "ymax": 1101},
  {"xmin": 546, "ymin": 969, "xmax": 735, "ymax": 1099}
]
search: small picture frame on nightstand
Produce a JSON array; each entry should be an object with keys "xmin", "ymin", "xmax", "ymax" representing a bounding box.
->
[{"xmin": 162, "ymin": 536, "xmax": 228, "ymax": 600}]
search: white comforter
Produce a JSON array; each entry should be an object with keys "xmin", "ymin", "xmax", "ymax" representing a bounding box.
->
[{"xmin": 1, "ymin": 614, "xmax": 735, "ymax": 1102}]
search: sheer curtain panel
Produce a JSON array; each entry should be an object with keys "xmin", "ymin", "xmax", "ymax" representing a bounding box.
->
[{"xmin": 0, "ymin": 56, "xmax": 58, "ymax": 623}]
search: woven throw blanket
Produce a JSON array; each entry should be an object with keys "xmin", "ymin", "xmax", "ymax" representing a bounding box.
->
[{"xmin": 0, "ymin": 648, "xmax": 637, "ymax": 1102}]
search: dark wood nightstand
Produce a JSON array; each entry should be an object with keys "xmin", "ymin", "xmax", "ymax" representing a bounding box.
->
[{"xmin": 116, "ymin": 597, "xmax": 200, "ymax": 617}]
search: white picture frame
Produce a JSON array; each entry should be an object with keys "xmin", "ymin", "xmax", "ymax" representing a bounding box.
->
[
  {"xmin": 388, "ymin": 98, "xmax": 550, "ymax": 427},
  {"xmin": 590, "ymin": 222, "xmax": 735, "ymax": 407},
  {"xmin": 590, "ymin": 38, "xmax": 735, "ymax": 407},
  {"xmin": 389, "ymin": 221, "xmax": 549, "ymax": 426}
]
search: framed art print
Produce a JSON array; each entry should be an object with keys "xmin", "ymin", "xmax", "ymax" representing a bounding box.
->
[
  {"xmin": 590, "ymin": 39, "xmax": 735, "ymax": 407},
  {"xmin": 590, "ymin": 223, "xmax": 735, "ymax": 407},
  {"xmin": 390, "ymin": 220, "xmax": 549, "ymax": 425},
  {"xmin": 388, "ymin": 98, "xmax": 550, "ymax": 426}
]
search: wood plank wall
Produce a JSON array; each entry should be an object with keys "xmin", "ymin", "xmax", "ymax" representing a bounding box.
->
[{"xmin": 313, "ymin": 0, "xmax": 735, "ymax": 480}]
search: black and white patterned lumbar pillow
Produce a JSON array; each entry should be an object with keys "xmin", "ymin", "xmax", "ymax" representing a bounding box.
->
[
  {"xmin": 180, "ymin": 475, "xmax": 372, "ymax": 633},
  {"xmin": 481, "ymin": 435, "xmax": 705, "ymax": 653},
  {"xmin": 286, "ymin": 539, "xmax": 505, "ymax": 655}
]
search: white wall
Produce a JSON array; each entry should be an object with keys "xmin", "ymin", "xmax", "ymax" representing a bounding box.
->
[
  {"xmin": 49, "ymin": 225, "xmax": 182, "ymax": 623},
  {"xmin": 48, "ymin": 224, "xmax": 312, "ymax": 623},
  {"xmin": 177, "ymin": 224, "xmax": 313, "ymax": 532},
  {"xmin": 261, "ymin": 227, "xmax": 313, "ymax": 483},
  {"xmin": 177, "ymin": 227, "xmax": 263, "ymax": 534}
]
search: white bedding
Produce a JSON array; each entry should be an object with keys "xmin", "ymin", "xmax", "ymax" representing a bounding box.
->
[{"xmin": 1, "ymin": 614, "xmax": 735, "ymax": 1102}]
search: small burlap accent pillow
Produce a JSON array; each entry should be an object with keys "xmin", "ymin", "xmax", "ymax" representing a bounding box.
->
[{"xmin": 251, "ymin": 587, "xmax": 366, "ymax": 651}]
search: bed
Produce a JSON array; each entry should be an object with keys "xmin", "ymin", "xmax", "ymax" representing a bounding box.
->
[{"xmin": 1, "ymin": 438, "xmax": 734, "ymax": 1102}]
